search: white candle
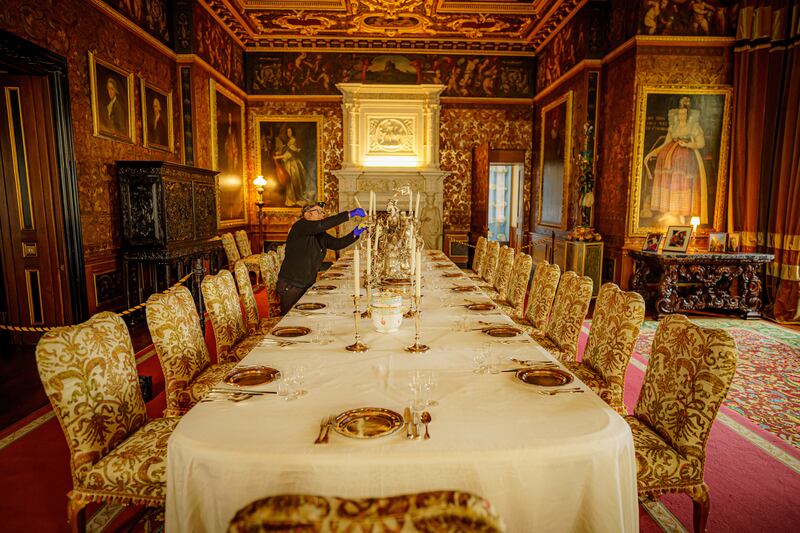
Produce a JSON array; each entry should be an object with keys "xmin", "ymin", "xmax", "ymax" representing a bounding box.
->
[
  {"xmin": 366, "ymin": 226, "xmax": 372, "ymax": 280},
  {"xmin": 370, "ymin": 191, "xmax": 375, "ymax": 218},
  {"xmin": 410, "ymin": 236, "xmax": 416, "ymax": 278},
  {"xmin": 353, "ymin": 244, "xmax": 360, "ymax": 305},
  {"xmin": 354, "ymin": 195, "xmax": 362, "ymax": 209},
  {"xmin": 408, "ymin": 190, "xmax": 413, "ymax": 213},
  {"xmin": 415, "ymin": 192, "xmax": 420, "ymax": 220},
  {"xmin": 415, "ymin": 250, "xmax": 422, "ymax": 301}
]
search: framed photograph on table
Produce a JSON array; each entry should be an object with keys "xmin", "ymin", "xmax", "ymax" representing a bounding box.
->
[
  {"xmin": 537, "ymin": 91, "xmax": 572, "ymax": 229},
  {"xmin": 210, "ymin": 79, "xmax": 248, "ymax": 228},
  {"xmin": 88, "ymin": 52, "xmax": 134, "ymax": 143},
  {"xmin": 708, "ymin": 232, "xmax": 727, "ymax": 253},
  {"xmin": 254, "ymin": 115, "xmax": 323, "ymax": 213},
  {"xmin": 627, "ymin": 85, "xmax": 732, "ymax": 237},
  {"xmin": 663, "ymin": 225, "xmax": 692, "ymax": 253},
  {"xmin": 727, "ymin": 232, "xmax": 741, "ymax": 253},
  {"xmin": 140, "ymin": 79, "xmax": 173, "ymax": 152},
  {"xmin": 642, "ymin": 232, "xmax": 663, "ymax": 253}
]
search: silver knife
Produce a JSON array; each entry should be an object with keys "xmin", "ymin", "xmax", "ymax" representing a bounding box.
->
[{"xmin": 412, "ymin": 411, "xmax": 420, "ymax": 440}]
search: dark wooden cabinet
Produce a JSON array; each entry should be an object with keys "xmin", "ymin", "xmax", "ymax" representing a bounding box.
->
[{"xmin": 117, "ymin": 161, "xmax": 223, "ymax": 311}]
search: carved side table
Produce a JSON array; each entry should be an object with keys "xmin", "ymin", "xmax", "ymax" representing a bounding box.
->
[{"xmin": 628, "ymin": 250, "xmax": 773, "ymax": 319}]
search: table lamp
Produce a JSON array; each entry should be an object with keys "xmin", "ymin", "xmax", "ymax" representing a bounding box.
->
[
  {"xmin": 254, "ymin": 175, "xmax": 267, "ymax": 253},
  {"xmin": 690, "ymin": 216, "xmax": 700, "ymax": 252}
]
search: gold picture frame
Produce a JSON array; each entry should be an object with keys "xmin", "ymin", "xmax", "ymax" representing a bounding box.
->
[
  {"xmin": 537, "ymin": 91, "xmax": 572, "ymax": 229},
  {"xmin": 88, "ymin": 52, "xmax": 135, "ymax": 143},
  {"xmin": 254, "ymin": 115, "xmax": 324, "ymax": 214},
  {"xmin": 140, "ymin": 78, "xmax": 173, "ymax": 152},
  {"xmin": 210, "ymin": 79, "xmax": 248, "ymax": 228},
  {"xmin": 628, "ymin": 84, "xmax": 732, "ymax": 237}
]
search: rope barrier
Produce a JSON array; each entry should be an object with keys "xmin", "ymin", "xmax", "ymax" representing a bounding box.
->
[
  {"xmin": 452, "ymin": 238, "xmax": 552, "ymax": 252},
  {"xmin": 0, "ymin": 271, "xmax": 195, "ymax": 333}
]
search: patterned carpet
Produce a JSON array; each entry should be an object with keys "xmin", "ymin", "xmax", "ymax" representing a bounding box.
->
[{"xmin": 634, "ymin": 318, "xmax": 800, "ymax": 451}]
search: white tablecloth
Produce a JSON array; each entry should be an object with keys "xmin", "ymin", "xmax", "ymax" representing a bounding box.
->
[{"xmin": 166, "ymin": 253, "xmax": 638, "ymax": 532}]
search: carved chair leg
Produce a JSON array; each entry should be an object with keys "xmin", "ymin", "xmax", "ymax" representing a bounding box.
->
[
  {"xmin": 688, "ymin": 484, "xmax": 711, "ymax": 533},
  {"xmin": 68, "ymin": 498, "xmax": 87, "ymax": 533}
]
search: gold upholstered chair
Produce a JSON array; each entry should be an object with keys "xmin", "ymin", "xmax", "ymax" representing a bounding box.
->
[
  {"xmin": 234, "ymin": 229, "xmax": 262, "ymax": 281},
  {"xmin": 497, "ymin": 253, "xmax": 533, "ymax": 317},
  {"xmin": 146, "ymin": 286, "xmax": 237, "ymax": 416},
  {"xmin": 480, "ymin": 241, "xmax": 501, "ymax": 285},
  {"xmin": 35, "ymin": 312, "xmax": 179, "ymax": 533},
  {"xmin": 562, "ymin": 283, "xmax": 645, "ymax": 415},
  {"xmin": 483, "ymin": 246, "xmax": 514, "ymax": 299},
  {"xmin": 514, "ymin": 261, "xmax": 561, "ymax": 334},
  {"xmin": 529, "ymin": 271, "xmax": 593, "ymax": 362},
  {"xmin": 277, "ymin": 243, "xmax": 286, "ymax": 264},
  {"xmin": 201, "ymin": 269, "xmax": 263, "ymax": 363},
  {"xmin": 220, "ymin": 232, "xmax": 241, "ymax": 268},
  {"xmin": 465, "ymin": 236, "xmax": 487, "ymax": 278},
  {"xmin": 228, "ymin": 491, "xmax": 506, "ymax": 533},
  {"xmin": 626, "ymin": 314, "xmax": 737, "ymax": 533},
  {"xmin": 234, "ymin": 260, "xmax": 281, "ymax": 334},
  {"xmin": 259, "ymin": 251, "xmax": 281, "ymax": 318}
]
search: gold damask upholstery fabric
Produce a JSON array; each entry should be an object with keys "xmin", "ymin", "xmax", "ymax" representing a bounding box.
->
[
  {"xmin": 201, "ymin": 270, "xmax": 250, "ymax": 363},
  {"xmin": 492, "ymin": 246, "xmax": 515, "ymax": 297},
  {"xmin": 235, "ymin": 261, "xmax": 277, "ymax": 335},
  {"xmin": 481, "ymin": 241, "xmax": 500, "ymax": 285},
  {"xmin": 259, "ymin": 252, "xmax": 281, "ymax": 318},
  {"xmin": 565, "ymin": 283, "xmax": 645, "ymax": 414},
  {"xmin": 35, "ymin": 311, "xmax": 178, "ymax": 507},
  {"xmin": 146, "ymin": 286, "xmax": 235, "ymax": 416},
  {"xmin": 228, "ymin": 491, "xmax": 506, "ymax": 533},
  {"xmin": 498, "ymin": 253, "xmax": 532, "ymax": 315},
  {"xmin": 465, "ymin": 236, "xmax": 487, "ymax": 276},
  {"xmin": 277, "ymin": 244, "xmax": 286, "ymax": 264},
  {"xmin": 537, "ymin": 271, "xmax": 593, "ymax": 362},
  {"xmin": 517, "ymin": 261, "xmax": 561, "ymax": 331},
  {"xmin": 628, "ymin": 315, "xmax": 737, "ymax": 497},
  {"xmin": 234, "ymin": 230, "xmax": 253, "ymax": 257},
  {"xmin": 221, "ymin": 233, "xmax": 241, "ymax": 267}
]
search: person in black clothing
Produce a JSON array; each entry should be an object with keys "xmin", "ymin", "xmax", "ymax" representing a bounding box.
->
[{"xmin": 277, "ymin": 203, "xmax": 367, "ymax": 314}]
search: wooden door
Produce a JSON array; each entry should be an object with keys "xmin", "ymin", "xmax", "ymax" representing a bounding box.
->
[
  {"xmin": 0, "ymin": 75, "xmax": 71, "ymax": 344},
  {"xmin": 470, "ymin": 142, "xmax": 489, "ymax": 245}
]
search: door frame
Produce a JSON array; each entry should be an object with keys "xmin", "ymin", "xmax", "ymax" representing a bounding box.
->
[{"xmin": 0, "ymin": 29, "xmax": 87, "ymax": 322}]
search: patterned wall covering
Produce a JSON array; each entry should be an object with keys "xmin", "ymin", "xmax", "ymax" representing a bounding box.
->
[
  {"xmin": 244, "ymin": 102, "xmax": 344, "ymax": 234},
  {"xmin": 638, "ymin": 0, "xmax": 738, "ymax": 36},
  {"xmin": 100, "ymin": 0, "xmax": 172, "ymax": 46},
  {"xmin": 608, "ymin": 0, "xmax": 643, "ymax": 50},
  {"xmin": 193, "ymin": 2, "xmax": 244, "ymax": 89},
  {"xmin": 0, "ymin": 0, "xmax": 182, "ymax": 259},
  {"xmin": 439, "ymin": 105, "xmax": 533, "ymax": 234},
  {"xmin": 246, "ymin": 53, "xmax": 534, "ymax": 98}
]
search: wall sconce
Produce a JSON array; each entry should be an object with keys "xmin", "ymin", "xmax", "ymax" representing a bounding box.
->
[{"xmin": 254, "ymin": 175, "xmax": 267, "ymax": 252}]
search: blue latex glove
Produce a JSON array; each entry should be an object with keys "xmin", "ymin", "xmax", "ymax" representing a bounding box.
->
[
  {"xmin": 349, "ymin": 207, "xmax": 366, "ymax": 219},
  {"xmin": 353, "ymin": 223, "xmax": 368, "ymax": 237}
]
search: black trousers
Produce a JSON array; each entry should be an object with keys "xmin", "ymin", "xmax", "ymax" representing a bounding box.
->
[{"xmin": 277, "ymin": 278, "xmax": 309, "ymax": 315}]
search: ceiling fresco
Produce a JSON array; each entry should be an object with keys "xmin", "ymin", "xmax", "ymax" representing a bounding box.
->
[{"xmin": 202, "ymin": 0, "xmax": 587, "ymax": 52}]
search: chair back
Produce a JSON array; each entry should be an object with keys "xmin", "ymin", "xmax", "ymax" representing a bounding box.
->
[
  {"xmin": 544, "ymin": 271, "xmax": 593, "ymax": 361},
  {"xmin": 472, "ymin": 236, "xmax": 487, "ymax": 273},
  {"xmin": 228, "ymin": 490, "xmax": 506, "ymax": 533},
  {"xmin": 201, "ymin": 269, "xmax": 247, "ymax": 363},
  {"xmin": 493, "ymin": 246, "xmax": 515, "ymax": 295},
  {"xmin": 234, "ymin": 230, "xmax": 253, "ymax": 257},
  {"xmin": 481, "ymin": 241, "xmax": 500, "ymax": 284},
  {"xmin": 634, "ymin": 315, "xmax": 737, "ymax": 463},
  {"xmin": 35, "ymin": 312, "xmax": 148, "ymax": 485},
  {"xmin": 524, "ymin": 261, "xmax": 561, "ymax": 330},
  {"xmin": 506, "ymin": 253, "xmax": 533, "ymax": 314},
  {"xmin": 277, "ymin": 244, "xmax": 286, "ymax": 264},
  {"xmin": 259, "ymin": 252, "xmax": 281, "ymax": 317},
  {"xmin": 582, "ymin": 283, "xmax": 645, "ymax": 412},
  {"xmin": 146, "ymin": 286, "xmax": 211, "ymax": 416},
  {"xmin": 234, "ymin": 260, "xmax": 261, "ymax": 333},
  {"xmin": 221, "ymin": 233, "xmax": 241, "ymax": 265}
]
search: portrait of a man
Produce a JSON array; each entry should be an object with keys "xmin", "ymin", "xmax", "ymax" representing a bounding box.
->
[
  {"xmin": 211, "ymin": 80, "xmax": 247, "ymax": 227},
  {"xmin": 89, "ymin": 52, "xmax": 134, "ymax": 142},
  {"xmin": 141, "ymin": 80, "xmax": 172, "ymax": 151}
]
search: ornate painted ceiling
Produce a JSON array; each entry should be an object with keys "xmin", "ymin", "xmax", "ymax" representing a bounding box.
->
[{"xmin": 203, "ymin": 0, "xmax": 587, "ymax": 53}]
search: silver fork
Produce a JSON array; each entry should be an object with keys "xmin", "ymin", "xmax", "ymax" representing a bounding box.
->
[{"xmin": 314, "ymin": 416, "xmax": 329, "ymax": 444}]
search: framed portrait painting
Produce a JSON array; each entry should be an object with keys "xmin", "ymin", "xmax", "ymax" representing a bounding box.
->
[
  {"xmin": 708, "ymin": 232, "xmax": 727, "ymax": 253},
  {"xmin": 642, "ymin": 232, "xmax": 663, "ymax": 253},
  {"xmin": 628, "ymin": 85, "xmax": 732, "ymax": 237},
  {"xmin": 140, "ymin": 79, "xmax": 173, "ymax": 152},
  {"xmin": 88, "ymin": 52, "xmax": 134, "ymax": 143},
  {"xmin": 537, "ymin": 91, "xmax": 572, "ymax": 229},
  {"xmin": 210, "ymin": 79, "xmax": 248, "ymax": 228},
  {"xmin": 254, "ymin": 115, "xmax": 324, "ymax": 213}
]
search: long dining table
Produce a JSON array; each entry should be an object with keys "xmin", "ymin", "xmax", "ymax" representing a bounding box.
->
[{"xmin": 165, "ymin": 250, "xmax": 639, "ymax": 532}]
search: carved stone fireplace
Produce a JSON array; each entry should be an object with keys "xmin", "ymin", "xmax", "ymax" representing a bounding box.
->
[{"xmin": 334, "ymin": 83, "xmax": 449, "ymax": 249}]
